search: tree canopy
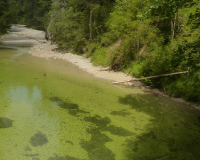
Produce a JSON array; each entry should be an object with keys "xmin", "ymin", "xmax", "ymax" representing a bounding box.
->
[{"xmin": 0, "ymin": 0, "xmax": 11, "ymax": 33}]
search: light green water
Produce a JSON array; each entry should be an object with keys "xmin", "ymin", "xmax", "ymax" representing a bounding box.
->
[{"xmin": 0, "ymin": 47, "xmax": 200, "ymax": 160}]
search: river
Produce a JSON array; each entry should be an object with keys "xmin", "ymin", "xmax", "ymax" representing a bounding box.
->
[{"xmin": 0, "ymin": 44, "xmax": 200, "ymax": 160}]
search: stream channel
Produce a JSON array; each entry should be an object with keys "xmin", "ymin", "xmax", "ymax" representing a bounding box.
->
[{"xmin": 0, "ymin": 38, "xmax": 200, "ymax": 160}]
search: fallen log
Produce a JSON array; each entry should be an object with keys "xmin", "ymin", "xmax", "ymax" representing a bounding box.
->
[{"xmin": 113, "ymin": 71, "xmax": 189, "ymax": 84}]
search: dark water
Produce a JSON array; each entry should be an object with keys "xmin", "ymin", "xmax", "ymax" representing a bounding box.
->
[{"xmin": 0, "ymin": 47, "xmax": 200, "ymax": 160}]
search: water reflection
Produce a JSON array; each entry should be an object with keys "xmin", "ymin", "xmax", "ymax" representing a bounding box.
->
[
  {"xmin": 0, "ymin": 86, "xmax": 61, "ymax": 159},
  {"xmin": 0, "ymin": 45, "xmax": 19, "ymax": 49},
  {"xmin": 10, "ymin": 86, "xmax": 42, "ymax": 104},
  {"xmin": 0, "ymin": 85, "xmax": 91, "ymax": 159}
]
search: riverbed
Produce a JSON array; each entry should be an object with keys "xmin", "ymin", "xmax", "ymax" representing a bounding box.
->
[{"xmin": 0, "ymin": 26, "xmax": 200, "ymax": 160}]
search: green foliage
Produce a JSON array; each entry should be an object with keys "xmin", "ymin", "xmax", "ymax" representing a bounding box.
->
[
  {"xmin": 91, "ymin": 47, "xmax": 108, "ymax": 66},
  {"xmin": 0, "ymin": 0, "xmax": 11, "ymax": 33},
  {"xmin": 47, "ymin": 0, "xmax": 115, "ymax": 52},
  {"xmin": 164, "ymin": 73, "xmax": 200, "ymax": 101},
  {"xmin": 22, "ymin": 0, "xmax": 52, "ymax": 30},
  {"xmin": 5, "ymin": 0, "xmax": 52, "ymax": 30},
  {"xmin": 100, "ymin": 31, "xmax": 120, "ymax": 47},
  {"xmin": 84, "ymin": 42, "xmax": 99, "ymax": 57},
  {"xmin": 72, "ymin": 40, "xmax": 85, "ymax": 54},
  {"xmin": 104, "ymin": 19, "xmax": 163, "ymax": 70},
  {"xmin": 108, "ymin": 47, "xmax": 131, "ymax": 70},
  {"xmin": 49, "ymin": 5, "xmax": 83, "ymax": 50}
]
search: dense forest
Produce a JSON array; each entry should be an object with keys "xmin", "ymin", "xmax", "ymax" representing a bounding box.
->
[{"xmin": 1, "ymin": 0, "xmax": 200, "ymax": 103}]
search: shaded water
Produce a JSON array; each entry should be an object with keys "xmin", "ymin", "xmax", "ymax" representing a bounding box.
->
[{"xmin": 0, "ymin": 47, "xmax": 200, "ymax": 160}]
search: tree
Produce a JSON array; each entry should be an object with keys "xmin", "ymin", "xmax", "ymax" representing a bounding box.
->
[
  {"xmin": 148, "ymin": 0, "xmax": 190, "ymax": 44},
  {"xmin": 48, "ymin": 0, "xmax": 115, "ymax": 52},
  {"xmin": 0, "ymin": 0, "xmax": 10, "ymax": 33}
]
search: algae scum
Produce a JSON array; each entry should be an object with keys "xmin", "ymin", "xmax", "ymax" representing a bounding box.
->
[{"xmin": 0, "ymin": 47, "xmax": 200, "ymax": 160}]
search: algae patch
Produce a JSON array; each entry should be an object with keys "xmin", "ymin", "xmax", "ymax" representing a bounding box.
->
[
  {"xmin": 2, "ymin": 47, "xmax": 200, "ymax": 160},
  {"xmin": 24, "ymin": 146, "xmax": 32, "ymax": 151},
  {"xmin": 23, "ymin": 153, "xmax": 40, "ymax": 157},
  {"xmin": 80, "ymin": 128, "xmax": 115, "ymax": 160},
  {"xmin": 110, "ymin": 110, "xmax": 131, "ymax": 116},
  {"xmin": 0, "ymin": 117, "xmax": 13, "ymax": 128},
  {"xmin": 50, "ymin": 96, "xmax": 89, "ymax": 116},
  {"xmin": 84, "ymin": 115, "xmax": 134, "ymax": 136},
  {"xmin": 30, "ymin": 131, "xmax": 48, "ymax": 147},
  {"xmin": 48, "ymin": 154, "xmax": 83, "ymax": 160},
  {"xmin": 119, "ymin": 94, "xmax": 200, "ymax": 160}
]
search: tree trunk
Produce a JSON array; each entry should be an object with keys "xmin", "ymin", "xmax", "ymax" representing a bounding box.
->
[
  {"xmin": 89, "ymin": 9, "xmax": 93, "ymax": 40},
  {"xmin": 137, "ymin": 35, "xmax": 140, "ymax": 53},
  {"xmin": 171, "ymin": 13, "xmax": 178, "ymax": 49},
  {"xmin": 171, "ymin": 19, "xmax": 174, "ymax": 47}
]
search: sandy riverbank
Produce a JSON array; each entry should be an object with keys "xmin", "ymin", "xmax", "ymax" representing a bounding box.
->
[{"xmin": 28, "ymin": 41, "xmax": 141, "ymax": 85}]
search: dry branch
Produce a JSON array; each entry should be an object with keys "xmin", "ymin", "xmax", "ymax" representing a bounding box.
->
[
  {"xmin": 125, "ymin": 69, "xmax": 131, "ymax": 77},
  {"xmin": 139, "ymin": 45, "xmax": 146, "ymax": 55},
  {"xmin": 99, "ymin": 67, "xmax": 111, "ymax": 71},
  {"xmin": 138, "ymin": 19, "xmax": 160, "ymax": 56},
  {"xmin": 113, "ymin": 71, "xmax": 189, "ymax": 84}
]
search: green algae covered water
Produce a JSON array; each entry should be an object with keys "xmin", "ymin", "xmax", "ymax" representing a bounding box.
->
[{"xmin": 0, "ymin": 47, "xmax": 200, "ymax": 160}]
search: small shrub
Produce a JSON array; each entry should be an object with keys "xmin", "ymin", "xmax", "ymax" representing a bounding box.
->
[
  {"xmin": 91, "ymin": 47, "xmax": 108, "ymax": 66},
  {"xmin": 72, "ymin": 41, "xmax": 85, "ymax": 54}
]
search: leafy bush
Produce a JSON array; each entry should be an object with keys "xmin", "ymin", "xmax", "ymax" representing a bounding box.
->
[{"xmin": 91, "ymin": 47, "xmax": 108, "ymax": 66}]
